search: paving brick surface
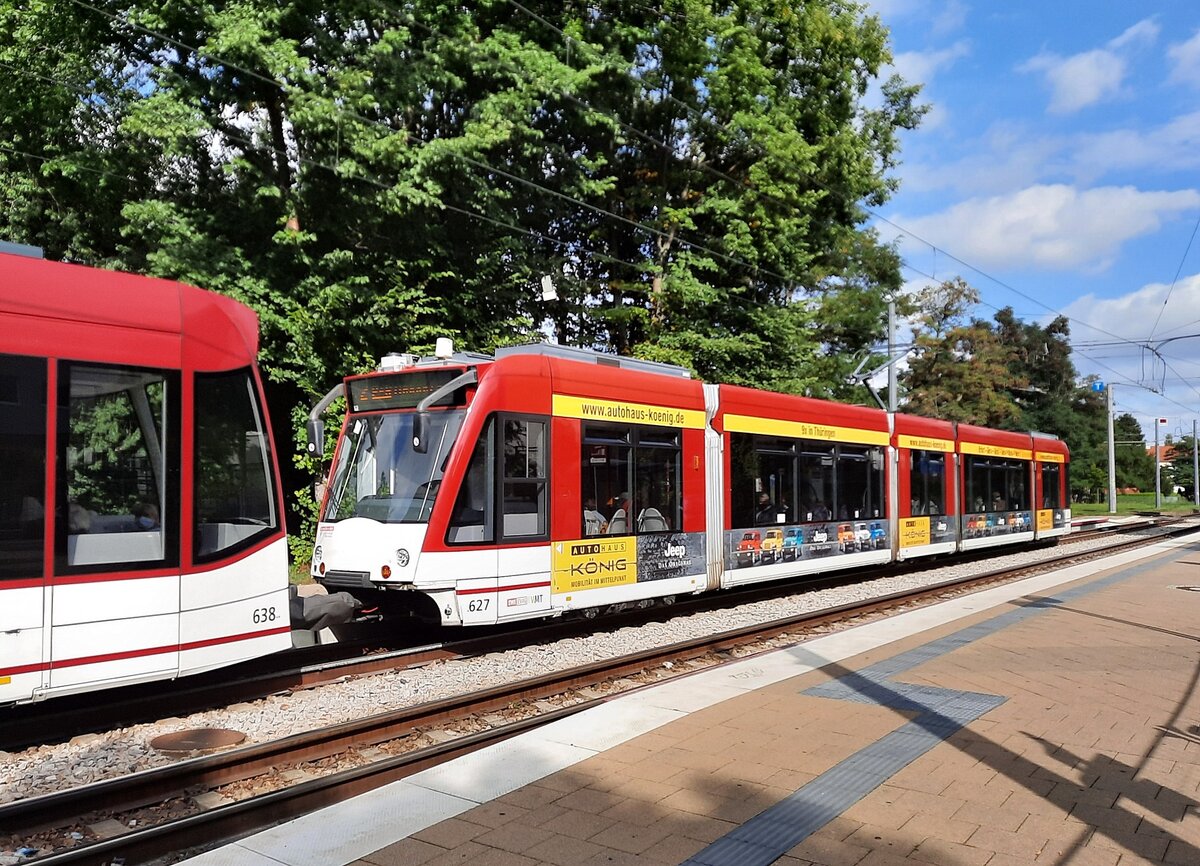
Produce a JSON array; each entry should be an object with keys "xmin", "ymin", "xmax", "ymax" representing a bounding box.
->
[{"xmin": 349, "ymin": 543, "xmax": 1200, "ymax": 865}]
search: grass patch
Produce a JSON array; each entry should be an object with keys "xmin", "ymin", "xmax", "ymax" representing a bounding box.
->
[
  {"xmin": 1073, "ymin": 494, "xmax": 1199, "ymax": 516},
  {"xmin": 289, "ymin": 559, "xmax": 314, "ymax": 585}
]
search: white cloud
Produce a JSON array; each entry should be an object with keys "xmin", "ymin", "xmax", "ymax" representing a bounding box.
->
[
  {"xmin": 868, "ymin": 0, "xmax": 966, "ymax": 33},
  {"xmin": 1063, "ymin": 274, "xmax": 1200, "ymax": 397},
  {"xmin": 1071, "ymin": 111, "xmax": 1200, "ymax": 180},
  {"xmin": 1018, "ymin": 17, "xmax": 1159, "ymax": 114},
  {"xmin": 891, "ymin": 40, "xmax": 971, "ymax": 88},
  {"xmin": 1019, "ymin": 49, "xmax": 1127, "ymax": 114},
  {"xmin": 890, "ymin": 184, "xmax": 1200, "ymax": 271},
  {"xmin": 1168, "ymin": 30, "xmax": 1200, "ymax": 87},
  {"xmin": 900, "ymin": 121, "xmax": 1067, "ymax": 194},
  {"xmin": 903, "ymin": 111, "xmax": 1200, "ymax": 195},
  {"xmin": 1108, "ymin": 18, "xmax": 1160, "ymax": 50}
]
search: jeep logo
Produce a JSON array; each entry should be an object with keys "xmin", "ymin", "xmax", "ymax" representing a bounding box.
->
[{"xmin": 665, "ymin": 543, "xmax": 685, "ymax": 558}]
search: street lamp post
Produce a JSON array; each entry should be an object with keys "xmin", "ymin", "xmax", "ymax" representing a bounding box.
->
[
  {"xmin": 1154, "ymin": 417, "xmax": 1162, "ymax": 511},
  {"xmin": 1107, "ymin": 384, "xmax": 1116, "ymax": 514}
]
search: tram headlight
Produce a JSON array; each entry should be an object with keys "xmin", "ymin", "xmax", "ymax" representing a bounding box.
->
[
  {"xmin": 381, "ymin": 564, "xmax": 392, "ymax": 579},
  {"xmin": 396, "ymin": 548, "xmax": 410, "ymax": 567}
]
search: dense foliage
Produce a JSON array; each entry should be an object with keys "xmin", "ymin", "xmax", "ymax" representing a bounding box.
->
[
  {"xmin": 0, "ymin": 0, "xmax": 921, "ymax": 387},
  {"xmin": 3, "ymin": 0, "xmax": 1138, "ymax": 539},
  {"xmin": 0, "ymin": 0, "xmax": 928, "ymax": 546},
  {"xmin": 899, "ymin": 278, "xmax": 1127, "ymax": 501}
]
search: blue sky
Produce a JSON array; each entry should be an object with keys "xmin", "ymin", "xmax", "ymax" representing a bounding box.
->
[{"xmin": 870, "ymin": 1, "xmax": 1200, "ymax": 442}]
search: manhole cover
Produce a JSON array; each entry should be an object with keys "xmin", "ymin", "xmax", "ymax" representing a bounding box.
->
[{"xmin": 149, "ymin": 728, "xmax": 246, "ymax": 754}]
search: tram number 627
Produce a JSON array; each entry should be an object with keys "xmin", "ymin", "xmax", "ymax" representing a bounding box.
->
[
  {"xmin": 467, "ymin": 598, "xmax": 491, "ymax": 613},
  {"xmin": 253, "ymin": 607, "xmax": 278, "ymax": 623}
]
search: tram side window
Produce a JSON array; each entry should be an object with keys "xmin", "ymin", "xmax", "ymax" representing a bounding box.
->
[
  {"xmin": 59, "ymin": 363, "xmax": 179, "ymax": 569},
  {"xmin": 965, "ymin": 457, "xmax": 1028, "ymax": 513},
  {"xmin": 798, "ymin": 443, "xmax": 834, "ymax": 522},
  {"xmin": 502, "ymin": 418, "xmax": 547, "ymax": 539},
  {"xmin": 448, "ymin": 418, "xmax": 495, "ymax": 544},
  {"xmin": 581, "ymin": 423, "xmax": 680, "ymax": 536},
  {"xmin": 194, "ymin": 369, "xmax": 278, "ymax": 561},
  {"xmin": 837, "ymin": 445, "xmax": 884, "ymax": 520},
  {"xmin": 909, "ymin": 450, "xmax": 945, "ymax": 516},
  {"xmin": 730, "ymin": 434, "xmax": 799, "ymax": 527},
  {"xmin": 0, "ymin": 355, "xmax": 46, "ymax": 579},
  {"xmin": 731, "ymin": 434, "xmax": 883, "ymax": 526},
  {"xmin": 1042, "ymin": 463, "xmax": 1062, "ymax": 509}
]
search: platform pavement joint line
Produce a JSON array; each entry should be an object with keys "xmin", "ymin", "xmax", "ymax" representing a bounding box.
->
[{"xmin": 681, "ymin": 555, "xmax": 1171, "ymax": 866}]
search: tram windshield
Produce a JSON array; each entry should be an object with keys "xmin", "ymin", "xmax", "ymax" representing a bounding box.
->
[{"xmin": 324, "ymin": 409, "xmax": 464, "ymax": 523}]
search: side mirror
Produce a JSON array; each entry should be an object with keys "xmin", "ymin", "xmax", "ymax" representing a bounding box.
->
[
  {"xmin": 306, "ymin": 418, "xmax": 324, "ymax": 455},
  {"xmin": 412, "ymin": 412, "xmax": 429, "ymax": 453}
]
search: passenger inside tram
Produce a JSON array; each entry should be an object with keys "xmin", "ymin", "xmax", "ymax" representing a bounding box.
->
[
  {"xmin": 583, "ymin": 497, "xmax": 608, "ymax": 535},
  {"xmin": 67, "ymin": 500, "xmax": 161, "ymax": 533}
]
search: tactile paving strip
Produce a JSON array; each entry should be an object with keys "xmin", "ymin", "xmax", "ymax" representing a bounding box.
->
[{"xmin": 681, "ymin": 556, "xmax": 1168, "ymax": 865}]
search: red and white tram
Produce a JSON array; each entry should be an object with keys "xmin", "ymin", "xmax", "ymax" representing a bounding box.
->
[
  {"xmin": 309, "ymin": 342, "xmax": 1071, "ymax": 626},
  {"xmin": 0, "ymin": 251, "xmax": 291, "ymax": 704}
]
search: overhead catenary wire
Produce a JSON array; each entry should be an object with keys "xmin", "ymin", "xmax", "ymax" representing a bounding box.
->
[
  {"xmin": 1147, "ymin": 208, "xmax": 1200, "ymax": 342},
  {"xmin": 494, "ymin": 0, "xmax": 1147, "ymax": 354},
  {"xmin": 40, "ymin": 0, "xmax": 1200, "ymax": 411},
  {"xmin": 64, "ymin": 0, "xmax": 810, "ymax": 292}
]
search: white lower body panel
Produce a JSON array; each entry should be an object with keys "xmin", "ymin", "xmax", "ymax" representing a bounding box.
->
[
  {"xmin": 179, "ymin": 538, "xmax": 291, "ymax": 675},
  {"xmin": 960, "ymin": 531, "xmax": 1036, "ymax": 552},
  {"xmin": 722, "ymin": 549, "xmax": 892, "ymax": 588},
  {"xmin": 897, "ymin": 541, "xmax": 957, "ymax": 561}
]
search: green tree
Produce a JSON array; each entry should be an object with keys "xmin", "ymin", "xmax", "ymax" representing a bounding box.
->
[
  {"xmin": 1167, "ymin": 435, "xmax": 1197, "ymax": 499},
  {"xmin": 900, "ymin": 278, "xmax": 1023, "ymax": 427},
  {"xmin": 0, "ymin": 0, "xmax": 925, "ymax": 554},
  {"xmin": 1113, "ymin": 413, "xmax": 1155, "ymax": 492},
  {"xmin": 1060, "ymin": 378, "xmax": 1109, "ymax": 503}
]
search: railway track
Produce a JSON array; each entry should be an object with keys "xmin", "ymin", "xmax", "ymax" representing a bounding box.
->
[
  {"xmin": 0, "ymin": 515, "xmax": 1180, "ymax": 754},
  {"xmin": 4, "ymin": 517, "xmax": 1197, "ymax": 866}
]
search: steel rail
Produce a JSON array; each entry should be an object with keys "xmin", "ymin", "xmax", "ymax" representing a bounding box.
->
[
  {"xmin": 0, "ymin": 516, "xmax": 1177, "ymax": 753},
  {"xmin": 7, "ymin": 521, "xmax": 1198, "ymax": 865}
]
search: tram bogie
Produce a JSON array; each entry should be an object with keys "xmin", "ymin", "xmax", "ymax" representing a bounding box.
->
[{"xmin": 310, "ymin": 342, "xmax": 1072, "ymax": 629}]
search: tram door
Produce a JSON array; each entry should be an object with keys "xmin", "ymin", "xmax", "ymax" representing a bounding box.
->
[
  {"xmin": 495, "ymin": 416, "xmax": 550, "ymax": 621},
  {"xmin": 0, "ymin": 355, "xmax": 49, "ymax": 703},
  {"xmin": 48, "ymin": 362, "xmax": 180, "ymax": 692}
]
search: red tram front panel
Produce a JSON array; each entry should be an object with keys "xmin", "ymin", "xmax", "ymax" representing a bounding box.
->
[
  {"xmin": 315, "ymin": 346, "xmax": 710, "ymax": 627},
  {"xmin": 957, "ymin": 424, "xmax": 1036, "ymax": 551},
  {"xmin": 1033, "ymin": 434, "xmax": 1071, "ymax": 538},
  {"xmin": 893, "ymin": 414, "xmax": 958, "ymax": 560},
  {"xmin": 714, "ymin": 385, "xmax": 892, "ymax": 585},
  {"xmin": 0, "ymin": 254, "xmax": 290, "ymax": 705}
]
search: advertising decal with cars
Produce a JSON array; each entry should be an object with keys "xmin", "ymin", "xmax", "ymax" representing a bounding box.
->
[
  {"xmin": 961, "ymin": 510, "xmax": 1033, "ymax": 539},
  {"xmin": 725, "ymin": 520, "xmax": 889, "ymax": 569},
  {"xmin": 551, "ymin": 531, "xmax": 706, "ymax": 594}
]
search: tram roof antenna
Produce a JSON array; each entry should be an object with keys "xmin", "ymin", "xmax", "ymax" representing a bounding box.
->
[{"xmin": 847, "ymin": 350, "xmax": 908, "ymax": 413}]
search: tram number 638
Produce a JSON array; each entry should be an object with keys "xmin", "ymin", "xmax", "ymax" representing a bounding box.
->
[
  {"xmin": 252, "ymin": 607, "xmax": 278, "ymax": 624},
  {"xmin": 467, "ymin": 598, "xmax": 491, "ymax": 613}
]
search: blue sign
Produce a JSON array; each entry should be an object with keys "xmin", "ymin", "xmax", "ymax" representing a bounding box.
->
[{"xmin": 1091, "ymin": 382, "xmax": 1105, "ymax": 392}]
